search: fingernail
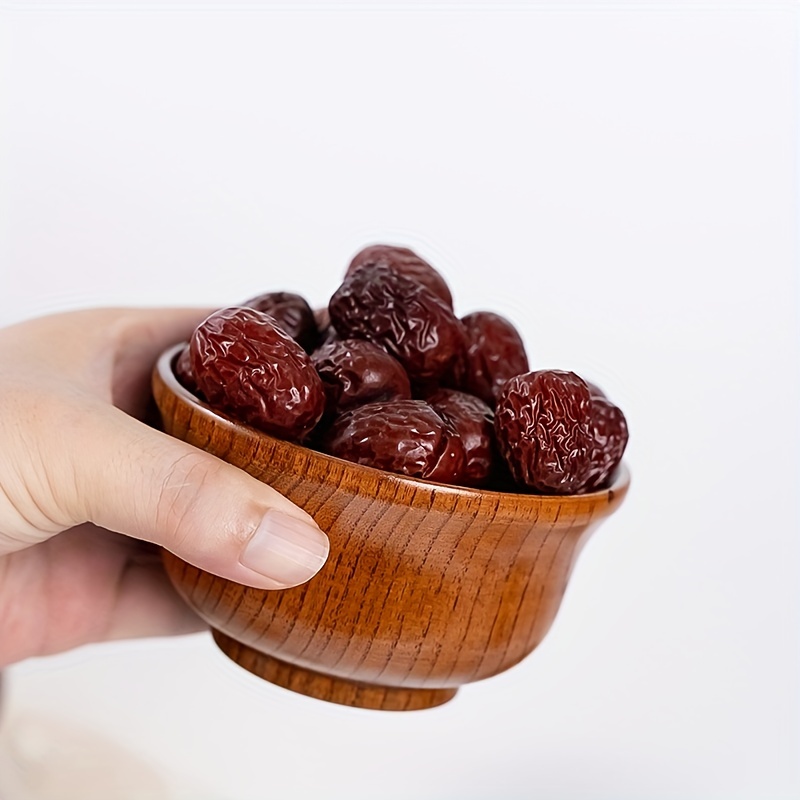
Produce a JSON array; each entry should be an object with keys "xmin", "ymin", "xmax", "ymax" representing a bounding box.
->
[{"xmin": 239, "ymin": 510, "xmax": 329, "ymax": 589}]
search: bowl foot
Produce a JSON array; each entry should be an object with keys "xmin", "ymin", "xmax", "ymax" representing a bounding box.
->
[{"xmin": 212, "ymin": 630, "xmax": 457, "ymax": 711}]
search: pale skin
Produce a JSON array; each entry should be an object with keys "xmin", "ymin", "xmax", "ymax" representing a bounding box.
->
[{"xmin": 0, "ymin": 308, "xmax": 330, "ymax": 667}]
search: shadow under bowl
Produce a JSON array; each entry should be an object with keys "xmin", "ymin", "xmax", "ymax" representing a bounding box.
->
[{"xmin": 153, "ymin": 344, "xmax": 630, "ymax": 711}]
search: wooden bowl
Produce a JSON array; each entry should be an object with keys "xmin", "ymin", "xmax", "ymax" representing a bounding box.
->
[{"xmin": 153, "ymin": 345, "xmax": 630, "ymax": 711}]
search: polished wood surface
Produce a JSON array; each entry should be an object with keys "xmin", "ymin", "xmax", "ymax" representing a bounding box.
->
[{"xmin": 153, "ymin": 345, "xmax": 630, "ymax": 711}]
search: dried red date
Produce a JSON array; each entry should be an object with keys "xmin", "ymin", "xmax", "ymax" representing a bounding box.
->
[
  {"xmin": 584, "ymin": 386, "xmax": 628, "ymax": 490},
  {"xmin": 173, "ymin": 238, "xmax": 627, "ymax": 495},
  {"xmin": 494, "ymin": 370, "xmax": 595, "ymax": 494},
  {"xmin": 425, "ymin": 388, "xmax": 495, "ymax": 487},
  {"xmin": 347, "ymin": 244, "xmax": 453, "ymax": 309},
  {"xmin": 174, "ymin": 345, "xmax": 200, "ymax": 396},
  {"xmin": 312, "ymin": 339, "xmax": 411, "ymax": 416},
  {"xmin": 329, "ymin": 264, "xmax": 465, "ymax": 383},
  {"xmin": 190, "ymin": 307, "xmax": 325, "ymax": 441},
  {"xmin": 242, "ymin": 291, "xmax": 318, "ymax": 353},
  {"xmin": 321, "ymin": 399, "xmax": 466, "ymax": 484},
  {"xmin": 461, "ymin": 311, "xmax": 529, "ymax": 407},
  {"xmin": 317, "ymin": 326, "xmax": 339, "ymax": 348}
]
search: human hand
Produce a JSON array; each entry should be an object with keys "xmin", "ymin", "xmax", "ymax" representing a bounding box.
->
[{"xmin": 0, "ymin": 308, "xmax": 329, "ymax": 667}]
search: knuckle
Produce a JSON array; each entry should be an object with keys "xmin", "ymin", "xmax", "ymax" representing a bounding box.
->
[
  {"xmin": 154, "ymin": 450, "xmax": 223, "ymax": 551},
  {"xmin": 0, "ymin": 384, "xmax": 83, "ymax": 535}
]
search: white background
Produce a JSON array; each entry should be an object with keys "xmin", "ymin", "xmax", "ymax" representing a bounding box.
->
[{"xmin": 0, "ymin": 3, "xmax": 798, "ymax": 799}]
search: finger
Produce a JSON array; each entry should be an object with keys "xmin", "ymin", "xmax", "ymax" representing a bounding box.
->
[
  {"xmin": 0, "ymin": 307, "xmax": 214, "ymax": 419},
  {"xmin": 71, "ymin": 404, "xmax": 329, "ymax": 591},
  {"xmin": 103, "ymin": 550, "xmax": 207, "ymax": 641},
  {"xmin": 0, "ymin": 525, "xmax": 205, "ymax": 667},
  {"xmin": 106, "ymin": 307, "xmax": 215, "ymax": 417}
]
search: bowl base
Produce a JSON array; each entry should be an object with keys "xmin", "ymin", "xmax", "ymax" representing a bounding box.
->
[{"xmin": 212, "ymin": 630, "xmax": 457, "ymax": 711}]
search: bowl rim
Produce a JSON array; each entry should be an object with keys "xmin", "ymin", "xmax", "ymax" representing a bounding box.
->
[{"xmin": 155, "ymin": 343, "xmax": 630, "ymax": 507}]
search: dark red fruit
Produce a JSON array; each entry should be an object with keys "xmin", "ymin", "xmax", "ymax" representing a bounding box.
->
[
  {"xmin": 461, "ymin": 311, "xmax": 529, "ymax": 407},
  {"xmin": 311, "ymin": 338, "xmax": 412, "ymax": 416},
  {"xmin": 242, "ymin": 291, "xmax": 318, "ymax": 353},
  {"xmin": 320, "ymin": 399, "xmax": 466, "ymax": 484},
  {"xmin": 346, "ymin": 244, "xmax": 453, "ymax": 308},
  {"xmin": 494, "ymin": 370, "xmax": 595, "ymax": 494},
  {"xmin": 329, "ymin": 264, "xmax": 465, "ymax": 383},
  {"xmin": 190, "ymin": 307, "xmax": 325, "ymax": 441},
  {"xmin": 174, "ymin": 345, "xmax": 200, "ymax": 396},
  {"xmin": 425, "ymin": 388, "xmax": 495, "ymax": 487},
  {"xmin": 584, "ymin": 387, "xmax": 628, "ymax": 490}
]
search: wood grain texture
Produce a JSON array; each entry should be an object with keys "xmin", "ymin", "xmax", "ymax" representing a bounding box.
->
[{"xmin": 153, "ymin": 345, "xmax": 630, "ymax": 711}]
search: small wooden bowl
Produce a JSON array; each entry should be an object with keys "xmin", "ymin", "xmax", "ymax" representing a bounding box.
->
[{"xmin": 153, "ymin": 345, "xmax": 630, "ymax": 711}]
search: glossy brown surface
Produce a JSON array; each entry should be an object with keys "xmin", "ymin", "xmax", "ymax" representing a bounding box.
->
[
  {"xmin": 320, "ymin": 399, "xmax": 467, "ymax": 485},
  {"xmin": 346, "ymin": 244, "xmax": 454, "ymax": 309},
  {"xmin": 585, "ymin": 394, "xmax": 629, "ymax": 491},
  {"xmin": 174, "ymin": 345, "xmax": 199, "ymax": 395},
  {"xmin": 241, "ymin": 291, "xmax": 319, "ymax": 353},
  {"xmin": 329, "ymin": 264, "xmax": 464, "ymax": 383},
  {"xmin": 425, "ymin": 388, "xmax": 495, "ymax": 487},
  {"xmin": 461, "ymin": 311, "xmax": 529, "ymax": 406},
  {"xmin": 154, "ymin": 345, "xmax": 630, "ymax": 711},
  {"xmin": 495, "ymin": 370, "xmax": 628, "ymax": 494},
  {"xmin": 190, "ymin": 307, "xmax": 325, "ymax": 441},
  {"xmin": 311, "ymin": 338, "xmax": 412, "ymax": 416},
  {"xmin": 494, "ymin": 370, "xmax": 595, "ymax": 494}
]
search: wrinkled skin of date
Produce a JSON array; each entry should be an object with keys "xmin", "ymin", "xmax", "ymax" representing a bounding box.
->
[
  {"xmin": 425, "ymin": 388, "xmax": 495, "ymax": 487},
  {"xmin": 312, "ymin": 338, "xmax": 412, "ymax": 416},
  {"xmin": 174, "ymin": 344, "xmax": 201, "ymax": 396},
  {"xmin": 242, "ymin": 291, "xmax": 319, "ymax": 353},
  {"xmin": 329, "ymin": 264, "xmax": 465, "ymax": 383},
  {"xmin": 347, "ymin": 244, "xmax": 453, "ymax": 309},
  {"xmin": 320, "ymin": 399, "xmax": 466, "ymax": 484},
  {"xmin": 461, "ymin": 311, "xmax": 529, "ymax": 407},
  {"xmin": 494, "ymin": 370, "xmax": 595, "ymax": 494},
  {"xmin": 584, "ymin": 386, "xmax": 629, "ymax": 490},
  {"xmin": 190, "ymin": 307, "xmax": 325, "ymax": 441}
]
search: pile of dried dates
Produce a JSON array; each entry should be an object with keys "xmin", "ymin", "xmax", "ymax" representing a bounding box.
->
[{"xmin": 176, "ymin": 244, "xmax": 628, "ymax": 494}]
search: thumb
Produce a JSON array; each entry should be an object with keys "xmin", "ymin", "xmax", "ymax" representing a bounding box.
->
[{"xmin": 74, "ymin": 404, "xmax": 330, "ymax": 590}]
